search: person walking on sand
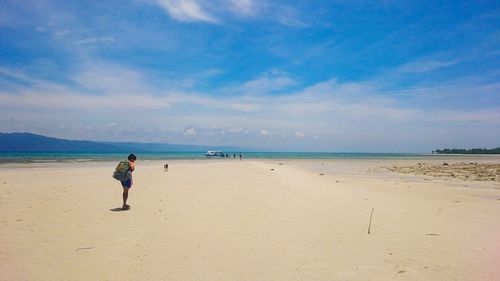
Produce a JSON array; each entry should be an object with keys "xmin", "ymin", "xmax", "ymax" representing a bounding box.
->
[{"xmin": 120, "ymin": 154, "xmax": 136, "ymax": 210}]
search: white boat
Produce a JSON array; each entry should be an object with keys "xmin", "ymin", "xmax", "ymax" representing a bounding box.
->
[{"xmin": 205, "ymin": 150, "xmax": 225, "ymax": 157}]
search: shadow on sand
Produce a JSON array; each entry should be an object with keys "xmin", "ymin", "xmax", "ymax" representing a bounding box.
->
[{"xmin": 109, "ymin": 207, "xmax": 128, "ymax": 212}]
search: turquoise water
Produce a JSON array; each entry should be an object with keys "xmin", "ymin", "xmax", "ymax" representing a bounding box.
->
[{"xmin": 0, "ymin": 151, "xmax": 430, "ymax": 163}]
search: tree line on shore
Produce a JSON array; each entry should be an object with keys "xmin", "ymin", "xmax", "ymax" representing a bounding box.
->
[{"xmin": 433, "ymin": 147, "xmax": 500, "ymax": 154}]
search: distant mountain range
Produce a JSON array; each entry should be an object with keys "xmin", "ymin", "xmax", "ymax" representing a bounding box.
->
[{"xmin": 0, "ymin": 132, "xmax": 242, "ymax": 152}]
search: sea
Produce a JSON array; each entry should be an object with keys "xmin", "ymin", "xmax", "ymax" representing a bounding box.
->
[{"xmin": 0, "ymin": 151, "xmax": 436, "ymax": 163}]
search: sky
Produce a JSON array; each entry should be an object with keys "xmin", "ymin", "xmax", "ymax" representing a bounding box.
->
[{"xmin": 0, "ymin": 0, "xmax": 499, "ymax": 152}]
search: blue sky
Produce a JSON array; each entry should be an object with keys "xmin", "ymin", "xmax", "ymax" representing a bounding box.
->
[{"xmin": 0, "ymin": 0, "xmax": 499, "ymax": 152}]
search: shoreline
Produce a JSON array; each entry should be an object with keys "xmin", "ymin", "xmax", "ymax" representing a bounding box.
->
[{"xmin": 1, "ymin": 152, "xmax": 500, "ymax": 165}]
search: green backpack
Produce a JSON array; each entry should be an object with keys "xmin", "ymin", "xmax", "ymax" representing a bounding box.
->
[{"xmin": 113, "ymin": 161, "xmax": 131, "ymax": 181}]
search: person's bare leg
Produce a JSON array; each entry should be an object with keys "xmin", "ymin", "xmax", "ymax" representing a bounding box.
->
[{"xmin": 122, "ymin": 188, "xmax": 130, "ymax": 209}]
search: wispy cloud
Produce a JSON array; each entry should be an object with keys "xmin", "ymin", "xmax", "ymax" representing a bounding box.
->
[
  {"xmin": 151, "ymin": 0, "xmax": 305, "ymax": 26},
  {"xmin": 76, "ymin": 37, "xmax": 115, "ymax": 45},
  {"xmin": 271, "ymin": 4, "xmax": 308, "ymax": 27},
  {"xmin": 396, "ymin": 59, "xmax": 458, "ymax": 74},
  {"xmin": 154, "ymin": 0, "xmax": 218, "ymax": 23}
]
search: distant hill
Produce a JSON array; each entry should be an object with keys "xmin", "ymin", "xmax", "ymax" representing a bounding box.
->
[
  {"xmin": 0, "ymin": 132, "xmax": 241, "ymax": 152},
  {"xmin": 434, "ymin": 147, "xmax": 500, "ymax": 154}
]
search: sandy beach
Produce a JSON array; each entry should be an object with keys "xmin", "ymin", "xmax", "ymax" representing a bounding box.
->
[{"xmin": 1, "ymin": 157, "xmax": 499, "ymax": 281}]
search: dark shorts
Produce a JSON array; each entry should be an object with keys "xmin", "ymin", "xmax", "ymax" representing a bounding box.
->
[{"xmin": 121, "ymin": 178, "xmax": 132, "ymax": 188}]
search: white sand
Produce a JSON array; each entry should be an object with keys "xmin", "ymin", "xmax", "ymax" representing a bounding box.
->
[{"xmin": 1, "ymin": 158, "xmax": 499, "ymax": 280}]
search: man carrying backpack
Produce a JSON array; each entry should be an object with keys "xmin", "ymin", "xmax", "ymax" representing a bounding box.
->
[{"xmin": 113, "ymin": 154, "xmax": 136, "ymax": 210}]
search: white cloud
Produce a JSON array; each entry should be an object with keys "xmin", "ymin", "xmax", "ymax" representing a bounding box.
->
[
  {"xmin": 260, "ymin": 129, "xmax": 269, "ymax": 135},
  {"xmin": 71, "ymin": 64, "xmax": 152, "ymax": 95},
  {"xmin": 435, "ymin": 110, "xmax": 500, "ymax": 124},
  {"xmin": 155, "ymin": 0, "xmax": 218, "ymax": 23},
  {"xmin": 184, "ymin": 127, "xmax": 196, "ymax": 135},
  {"xmin": 230, "ymin": 102, "xmax": 260, "ymax": 112},
  {"xmin": 295, "ymin": 131, "xmax": 305, "ymax": 138},
  {"xmin": 0, "ymin": 91, "xmax": 170, "ymax": 110},
  {"xmin": 227, "ymin": 0, "xmax": 258, "ymax": 16},
  {"xmin": 227, "ymin": 127, "xmax": 248, "ymax": 134},
  {"xmin": 243, "ymin": 75, "xmax": 295, "ymax": 93},
  {"xmin": 227, "ymin": 70, "xmax": 296, "ymax": 95},
  {"xmin": 0, "ymin": 65, "xmax": 171, "ymax": 110}
]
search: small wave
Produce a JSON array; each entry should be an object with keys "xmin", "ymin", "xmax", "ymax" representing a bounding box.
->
[{"xmin": 76, "ymin": 159, "xmax": 93, "ymax": 162}]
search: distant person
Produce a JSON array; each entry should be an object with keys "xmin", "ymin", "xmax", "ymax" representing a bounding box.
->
[
  {"xmin": 120, "ymin": 154, "xmax": 136, "ymax": 210},
  {"xmin": 233, "ymin": 153, "xmax": 235, "ymax": 158},
  {"xmin": 239, "ymin": 152, "xmax": 242, "ymax": 160}
]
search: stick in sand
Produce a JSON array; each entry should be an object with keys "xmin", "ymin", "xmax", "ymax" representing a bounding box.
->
[{"xmin": 368, "ymin": 208, "xmax": 374, "ymax": 234}]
